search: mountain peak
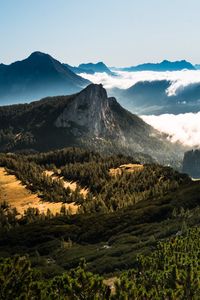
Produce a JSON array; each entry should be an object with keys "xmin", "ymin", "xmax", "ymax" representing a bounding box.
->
[
  {"xmin": 80, "ymin": 83, "xmax": 107, "ymax": 99},
  {"xmin": 55, "ymin": 83, "xmax": 117, "ymax": 137},
  {"xmin": 27, "ymin": 51, "xmax": 53, "ymax": 63},
  {"xmin": 78, "ymin": 62, "xmax": 113, "ymax": 75},
  {"xmin": 0, "ymin": 52, "xmax": 90, "ymax": 103},
  {"xmin": 29, "ymin": 51, "xmax": 48, "ymax": 57}
]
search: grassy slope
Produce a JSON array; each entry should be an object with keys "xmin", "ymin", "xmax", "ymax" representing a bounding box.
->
[{"xmin": 0, "ymin": 167, "xmax": 78, "ymax": 215}]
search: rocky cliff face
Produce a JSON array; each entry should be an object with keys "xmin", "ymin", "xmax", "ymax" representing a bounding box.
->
[
  {"xmin": 182, "ymin": 149, "xmax": 200, "ymax": 178},
  {"xmin": 55, "ymin": 84, "xmax": 125, "ymax": 140}
]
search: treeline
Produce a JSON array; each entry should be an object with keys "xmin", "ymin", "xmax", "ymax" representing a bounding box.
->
[
  {"xmin": 27, "ymin": 147, "xmax": 136, "ymax": 169},
  {"xmin": 0, "ymin": 201, "xmax": 73, "ymax": 230},
  {"xmin": 1, "ymin": 227, "xmax": 200, "ymax": 299},
  {"xmin": 60, "ymin": 162, "xmax": 190, "ymax": 213}
]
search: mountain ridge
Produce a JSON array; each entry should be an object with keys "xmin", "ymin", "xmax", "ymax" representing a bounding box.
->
[
  {"xmin": 114, "ymin": 59, "xmax": 196, "ymax": 72},
  {"xmin": 0, "ymin": 84, "xmax": 184, "ymax": 164},
  {"xmin": 0, "ymin": 51, "xmax": 90, "ymax": 104},
  {"xmin": 64, "ymin": 61, "xmax": 114, "ymax": 75}
]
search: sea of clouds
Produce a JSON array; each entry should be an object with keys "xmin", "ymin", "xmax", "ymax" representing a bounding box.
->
[
  {"xmin": 81, "ymin": 70, "xmax": 200, "ymax": 148},
  {"xmin": 80, "ymin": 70, "xmax": 200, "ymax": 96},
  {"xmin": 141, "ymin": 112, "xmax": 200, "ymax": 148}
]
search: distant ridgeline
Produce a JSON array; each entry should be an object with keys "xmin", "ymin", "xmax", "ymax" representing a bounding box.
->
[{"xmin": 182, "ymin": 149, "xmax": 200, "ymax": 178}]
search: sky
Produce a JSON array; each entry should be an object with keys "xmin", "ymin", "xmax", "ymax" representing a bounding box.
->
[{"xmin": 0, "ymin": 0, "xmax": 200, "ymax": 66}]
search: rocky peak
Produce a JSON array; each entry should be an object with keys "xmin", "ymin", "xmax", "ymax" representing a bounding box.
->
[
  {"xmin": 78, "ymin": 83, "xmax": 107, "ymax": 100},
  {"xmin": 55, "ymin": 84, "xmax": 122, "ymax": 137}
]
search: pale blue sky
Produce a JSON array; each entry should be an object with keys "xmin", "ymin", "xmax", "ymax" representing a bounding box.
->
[{"xmin": 0, "ymin": 0, "xmax": 199, "ymax": 66}]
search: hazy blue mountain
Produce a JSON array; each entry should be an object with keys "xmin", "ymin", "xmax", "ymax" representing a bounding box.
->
[
  {"xmin": 116, "ymin": 60, "xmax": 195, "ymax": 72},
  {"xmin": 109, "ymin": 80, "xmax": 200, "ymax": 115},
  {"xmin": 195, "ymin": 64, "xmax": 200, "ymax": 70},
  {"xmin": 63, "ymin": 61, "xmax": 114, "ymax": 75},
  {"xmin": 0, "ymin": 52, "xmax": 90, "ymax": 105},
  {"xmin": 63, "ymin": 63, "xmax": 95, "ymax": 75},
  {"xmin": 0, "ymin": 84, "xmax": 183, "ymax": 164},
  {"xmin": 78, "ymin": 62, "xmax": 114, "ymax": 75}
]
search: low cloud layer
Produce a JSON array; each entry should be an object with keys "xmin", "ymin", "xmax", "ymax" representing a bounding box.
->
[
  {"xmin": 81, "ymin": 70, "xmax": 200, "ymax": 147},
  {"xmin": 141, "ymin": 112, "xmax": 200, "ymax": 147},
  {"xmin": 81, "ymin": 70, "xmax": 200, "ymax": 96}
]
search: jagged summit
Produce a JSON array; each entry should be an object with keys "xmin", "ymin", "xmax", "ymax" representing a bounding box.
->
[
  {"xmin": 79, "ymin": 83, "xmax": 107, "ymax": 99},
  {"xmin": 55, "ymin": 84, "xmax": 120, "ymax": 137}
]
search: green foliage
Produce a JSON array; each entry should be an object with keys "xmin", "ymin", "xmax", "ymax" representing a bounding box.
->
[
  {"xmin": 0, "ymin": 255, "xmax": 39, "ymax": 300},
  {"xmin": 0, "ymin": 201, "xmax": 19, "ymax": 230},
  {"xmin": 113, "ymin": 227, "xmax": 200, "ymax": 299},
  {"xmin": 0, "ymin": 257, "xmax": 110, "ymax": 300},
  {"xmin": 1, "ymin": 228, "xmax": 200, "ymax": 299}
]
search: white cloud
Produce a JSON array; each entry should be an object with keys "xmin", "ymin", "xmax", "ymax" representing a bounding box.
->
[
  {"xmin": 81, "ymin": 70, "xmax": 200, "ymax": 147},
  {"xmin": 80, "ymin": 70, "xmax": 200, "ymax": 96},
  {"xmin": 141, "ymin": 112, "xmax": 200, "ymax": 147}
]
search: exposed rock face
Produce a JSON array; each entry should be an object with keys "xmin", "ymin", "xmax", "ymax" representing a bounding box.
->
[
  {"xmin": 54, "ymin": 84, "xmax": 183, "ymax": 163},
  {"xmin": 55, "ymin": 84, "xmax": 124, "ymax": 139},
  {"xmin": 182, "ymin": 149, "xmax": 200, "ymax": 178}
]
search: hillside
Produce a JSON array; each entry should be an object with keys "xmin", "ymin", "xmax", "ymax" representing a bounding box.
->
[
  {"xmin": 0, "ymin": 52, "xmax": 90, "ymax": 104},
  {"xmin": 0, "ymin": 84, "xmax": 183, "ymax": 164},
  {"xmin": 0, "ymin": 147, "xmax": 199, "ymax": 278}
]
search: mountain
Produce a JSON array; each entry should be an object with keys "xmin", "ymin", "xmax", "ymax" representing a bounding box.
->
[
  {"xmin": 63, "ymin": 63, "xmax": 95, "ymax": 75},
  {"xmin": 78, "ymin": 62, "xmax": 114, "ymax": 75},
  {"xmin": 117, "ymin": 60, "xmax": 195, "ymax": 72},
  {"xmin": 0, "ymin": 84, "xmax": 183, "ymax": 164},
  {"xmin": 182, "ymin": 149, "xmax": 200, "ymax": 178},
  {"xmin": 195, "ymin": 64, "xmax": 200, "ymax": 70},
  {"xmin": 0, "ymin": 52, "xmax": 90, "ymax": 104},
  {"xmin": 63, "ymin": 62, "xmax": 114, "ymax": 75},
  {"xmin": 109, "ymin": 80, "xmax": 200, "ymax": 115}
]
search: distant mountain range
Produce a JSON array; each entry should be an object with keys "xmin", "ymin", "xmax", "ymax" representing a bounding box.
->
[
  {"xmin": 0, "ymin": 52, "xmax": 90, "ymax": 104},
  {"xmin": 0, "ymin": 84, "xmax": 183, "ymax": 164},
  {"xmin": 64, "ymin": 62, "xmax": 114, "ymax": 75},
  {"xmin": 113, "ymin": 60, "xmax": 196, "ymax": 72},
  {"xmin": 0, "ymin": 52, "xmax": 199, "ymax": 112},
  {"xmin": 109, "ymin": 80, "xmax": 200, "ymax": 115}
]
